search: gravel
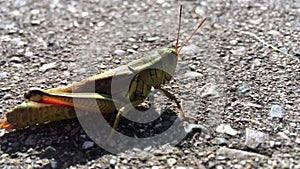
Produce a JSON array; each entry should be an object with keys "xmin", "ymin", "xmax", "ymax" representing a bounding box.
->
[{"xmin": 0, "ymin": 0, "xmax": 299, "ymax": 168}]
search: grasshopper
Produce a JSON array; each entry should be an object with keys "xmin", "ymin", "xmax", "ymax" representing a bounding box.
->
[{"xmin": 0, "ymin": 5, "xmax": 207, "ymax": 142}]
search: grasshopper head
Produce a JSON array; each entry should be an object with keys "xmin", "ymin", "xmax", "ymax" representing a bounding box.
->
[
  {"xmin": 157, "ymin": 48, "xmax": 179, "ymax": 78},
  {"xmin": 158, "ymin": 48, "xmax": 178, "ymax": 59}
]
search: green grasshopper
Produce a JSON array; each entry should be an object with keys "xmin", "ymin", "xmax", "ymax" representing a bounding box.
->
[{"xmin": 0, "ymin": 5, "xmax": 207, "ymax": 142}]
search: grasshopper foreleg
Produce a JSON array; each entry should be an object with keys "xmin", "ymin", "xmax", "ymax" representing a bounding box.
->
[{"xmin": 155, "ymin": 86, "xmax": 198, "ymax": 122}]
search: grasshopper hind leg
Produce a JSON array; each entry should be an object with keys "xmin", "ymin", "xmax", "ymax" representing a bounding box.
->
[{"xmin": 105, "ymin": 100, "xmax": 142, "ymax": 144}]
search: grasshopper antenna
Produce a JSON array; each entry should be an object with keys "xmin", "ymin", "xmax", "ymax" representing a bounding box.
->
[
  {"xmin": 178, "ymin": 17, "xmax": 207, "ymax": 55},
  {"xmin": 175, "ymin": 5, "xmax": 182, "ymax": 51}
]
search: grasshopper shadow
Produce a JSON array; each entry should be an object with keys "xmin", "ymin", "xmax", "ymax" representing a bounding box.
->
[{"xmin": 0, "ymin": 108, "xmax": 181, "ymax": 168}]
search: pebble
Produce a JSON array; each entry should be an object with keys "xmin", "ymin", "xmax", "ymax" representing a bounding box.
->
[
  {"xmin": 0, "ymin": 71, "xmax": 8, "ymax": 78},
  {"xmin": 145, "ymin": 36, "xmax": 159, "ymax": 42},
  {"xmin": 295, "ymin": 138, "xmax": 300, "ymax": 144},
  {"xmin": 252, "ymin": 58, "xmax": 261, "ymax": 68},
  {"xmin": 138, "ymin": 152, "xmax": 152, "ymax": 162},
  {"xmin": 9, "ymin": 56, "xmax": 22, "ymax": 63},
  {"xmin": 249, "ymin": 18, "xmax": 262, "ymax": 25},
  {"xmin": 25, "ymin": 158, "xmax": 32, "ymax": 164},
  {"xmin": 3, "ymin": 93, "xmax": 12, "ymax": 99},
  {"xmin": 198, "ymin": 83, "xmax": 219, "ymax": 98},
  {"xmin": 230, "ymin": 46, "xmax": 246, "ymax": 56},
  {"xmin": 82, "ymin": 141, "xmax": 95, "ymax": 149},
  {"xmin": 109, "ymin": 158, "xmax": 117, "ymax": 166},
  {"xmin": 267, "ymin": 30, "xmax": 281, "ymax": 36},
  {"xmin": 184, "ymin": 71, "xmax": 203, "ymax": 78},
  {"xmin": 239, "ymin": 83, "xmax": 250, "ymax": 93},
  {"xmin": 179, "ymin": 44, "xmax": 199, "ymax": 55},
  {"xmin": 243, "ymin": 102, "xmax": 262, "ymax": 108},
  {"xmin": 25, "ymin": 51, "xmax": 33, "ymax": 57},
  {"xmin": 229, "ymin": 39, "xmax": 238, "ymax": 45},
  {"xmin": 216, "ymin": 147, "xmax": 267, "ymax": 159},
  {"xmin": 211, "ymin": 137, "xmax": 228, "ymax": 146},
  {"xmin": 128, "ymin": 37, "xmax": 136, "ymax": 42},
  {"xmin": 156, "ymin": 0, "xmax": 165, "ymax": 4},
  {"xmin": 195, "ymin": 6, "xmax": 206, "ymax": 15},
  {"xmin": 30, "ymin": 9, "xmax": 40, "ymax": 15},
  {"xmin": 277, "ymin": 132, "xmax": 289, "ymax": 140},
  {"xmin": 245, "ymin": 128, "xmax": 269, "ymax": 149},
  {"xmin": 132, "ymin": 44, "xmax": 139, "ymax": 50},
  {"xmin": 270, "ymin": 105, "xmax": 283, "ymax": 118},
  {"xmin": 167, "ymin": 158, "xmax": 177, "ymax": 166},
  {"xmin": 127, "ymin": 49, "xmax": 136, "ymax": 53},
  {"xmin": 39, "ymin": 62, "xmax": 57, "ymax": 72},
  {"xmin": 216, "ymin": 124, "xmax": 238, "ymax": 136},
  {"xmin": 113, "ymin": 49, "xmax": 126, "ymax": 56}
]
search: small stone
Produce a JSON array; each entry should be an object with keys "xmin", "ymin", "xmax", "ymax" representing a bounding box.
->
[
  {"xmin": 145, "ymin": 36, "xmax": 159, "ymax": 42},
  {"xmin": 229, "ymin": 39, "xmax": 238, "ymax": 45},
  {"xmin": 127, "ymin": 49, "xmax": 137, "ymax": 53},
  {"xmin": 109, "ymin": 158, "xmax": 117, "ymax": 166},
  {"xmin": 267, "ymin": 30, "xmax": 281, "ymax": 36},
  {"xmin": 195, "ymin": 6, "xmax": 205, "ymax": 15},
  {"xmin": 30, "ymin": 9, "xmax": 40, "ymax": 15},
  {"xmin": 10, "ymin": 10, "xmax": 21, "ymax": 16},
  {"xmin": 138, "ymin": 152, "xmax": 151, "ymax": 162},
  {"xmin": 184, "ymin": 71, "xmax": 203, "ymax": 78},
  {"xmin": 3, "ymin": 93, "xmax": 12, "ymax": 99},
  {"xmin": 179, "ymin": 44, "xmax": 199, "ymax": 55},
  {"xmin": 198, "ymin": 83, "xmax": 219, "ymax": 98},
  {"xmin": 277, "ymin": 132, "xmax": 289, "ymax": 140},
  {"xmin": 216, "ymin": 147, "xmax": 267, "ymax": 159},
  {"xmin": 113, "ymin": 59, "xmax": 121, "ymax": 64},
  {"xmin": 31, "ymin": 20, "xmax": 41, "ymax": 25},
  {"xmin": 82, "ymin": 141, "xmax": 94, "ymax": 149},
  {"xmin": 25, "ymin": 158, "xmax": 32, "ymax": 164},
  {"xmin": 128, "ymin": 37, "xmax": 136, "ymax": 42},
  {"xmin": 167, "ymin": 158, "xmax": 177, "ymax": 166},
  {"xmin": 211, "ymin": 137, "xmax": 228, "ymax": 146},
  {"xmin": 249, "ymin": 18, "xmax": 262, "ymax": 25},
  {"xmin": 244, "ymin": 102, "xmax": 262, "ymax": 108},
  {"xmin": 9, "ymin": 56, "xmax": 22, "ymax": 63},
  {"xmin": 132, "ymin": 45, "xmax": 139, "ymax": 50},
  {"xmin": 11, "ymin": 38, "xmax": 24, "ymax": 46},
  {"xmin": 216, "ymin": 124, "xmax": 238, "ymax": 136},
  {"xmin": 245, "ymin": 128, "xmax": 269, "ymax": 149},
  {"xmin": 270, "ymin": 105, "xmax": 283, "ymax": 118},
  {"xmin": 50, "ymin": 160, "xmax": 57, "ymax": 168},
  {"xmin": 230, "ymin": 46, "xmax": 246, "ymax": 55},
  {"xmin": 39, "ymin": 62, "xmax": 57, "ymax": 72},
  {"xmin": 239, "ymin": 83, "xmax": 250, "ymax": 93},
  {"xmin": 0, "ymin": 71, "xmax": 8, "ymax": 78},
  {"xmin": 113, "ymin": 49, "xmax": 126, "ymax": 56},
  {"xmin": 25, "ymin": 51, "xmax": 33, "ymax": 57},
  {"xmin": 97, "ymin": 21, "xmax": 105, "ymax": 27},
  {"xmin": 156, "ymin": 0, "xmax": 165, "ymax": 4},
  {"xmin": 295, "ymin": 138, "xmax": 300, "ymax": 144}
]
